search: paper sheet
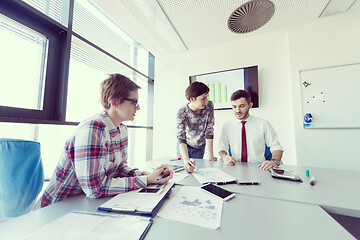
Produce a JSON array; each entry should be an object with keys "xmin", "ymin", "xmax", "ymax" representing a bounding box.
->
[
  {"xmin": 172, "ymin": 172, "xmax": 188, "ymax": 183},
  {"xmin": 157, "ymin": 186, "xmax": 223, "ymax": 229},
  {"xmin": 22, "ymin": 211, "xmax": 152, "ymax": 240},
  {"xmin": 192, "ymin": 167, "xmax": 236, "ymax": 184}
]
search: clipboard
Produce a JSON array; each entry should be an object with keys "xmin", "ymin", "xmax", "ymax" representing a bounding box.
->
[
  {"xmin": 98, "ymin": 182, "xmax": 175, "ymax": 217},
  {"xmin": 270, "ymin": 168, "xmax": 303, "ymax": 183}
]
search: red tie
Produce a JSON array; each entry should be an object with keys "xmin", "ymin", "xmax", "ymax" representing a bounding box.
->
[{"xmin": 241, "ymin": 121, "xmax": 247, "ymax": 162}]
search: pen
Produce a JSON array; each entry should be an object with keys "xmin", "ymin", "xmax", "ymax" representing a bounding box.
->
[
  {"xmin": 216, "ymin": 180, "xmax": 237, "ymax": 185},
  {"xmin": 174, "ymin": 167, "xmax": 185, "ymax": 173},
  {"xmin": 157, "ymin": 173, "xmax": 170, "ymax": 181},
  {"xmin": 237, "ymin": 181, "xmax": 260, "ymax": 185},
  {"xmin": 187, "ymin": 161, "xmax": 199, "ymax": 171},
  {"xmin": 310, "ymin": 176, "xmax": 316, "ymax": 185}
]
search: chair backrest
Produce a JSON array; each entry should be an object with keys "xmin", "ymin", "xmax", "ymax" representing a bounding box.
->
[
  {"xmin": 228, "ymin": 144, "xmax": 272, "ymax": 160},
  {"xmin": 264, "ymin": 144, "xmax": 272, "ymax": 160},
  {"xmin": 0, "ymin": 138, "xmax": 44, "ymax": 218}
]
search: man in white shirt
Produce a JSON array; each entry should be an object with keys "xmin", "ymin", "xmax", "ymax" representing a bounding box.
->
[{"xmin": 218, "ymin": 90, "xmax": 283, "ymax": 170}]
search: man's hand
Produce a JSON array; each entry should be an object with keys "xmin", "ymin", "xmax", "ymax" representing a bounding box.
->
[
  {"xmin": 258, "ymin": 160, "xmax": 278, "ymax": 171},
  {"xmin": 222, "ymin": 155, "xmax": 236, "ymax": 166}
]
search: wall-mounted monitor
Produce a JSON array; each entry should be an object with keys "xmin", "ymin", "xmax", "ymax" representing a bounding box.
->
[{"xmin": 189, "ymin": 66, "xmax": 259, "ymax": 110}]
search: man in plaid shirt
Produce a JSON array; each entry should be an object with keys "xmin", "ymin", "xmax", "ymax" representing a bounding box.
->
[{"xmin": 41, "ymin": 74, "xmax": 173, "ymax": 207}]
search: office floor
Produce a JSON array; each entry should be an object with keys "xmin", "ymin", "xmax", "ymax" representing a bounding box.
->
[{"xmin": 328, "ymin": 213, "xmax": 360, "ymax": 239}]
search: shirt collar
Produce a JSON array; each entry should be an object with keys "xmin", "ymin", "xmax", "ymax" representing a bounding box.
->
[
  {"xmin": 101, "ymin": 111, "xmax": 121, "ymax": 137},
  {"xmin": 237, "ymin": 114, "xmax": 253, "ymax": 123}
]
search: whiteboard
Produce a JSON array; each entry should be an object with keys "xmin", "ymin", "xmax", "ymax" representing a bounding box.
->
[{"xmin": 299, "ymin": 63, "xmax": 360, "ymax": 128}]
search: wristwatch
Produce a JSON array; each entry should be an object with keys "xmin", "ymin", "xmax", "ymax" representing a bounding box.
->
[{"xmin": 270, "ymin": 158, "xmax": 281, "ymax": 166}]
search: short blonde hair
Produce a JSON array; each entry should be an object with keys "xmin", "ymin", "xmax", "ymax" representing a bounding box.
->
[{"xmin": 100, "ymin": 73, "xmax": 140, "ymax": 109}]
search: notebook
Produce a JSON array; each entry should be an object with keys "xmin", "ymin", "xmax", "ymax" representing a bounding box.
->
[{"xmin": 98, "ymin": 182, "xmax": 175, "ymax": 217}]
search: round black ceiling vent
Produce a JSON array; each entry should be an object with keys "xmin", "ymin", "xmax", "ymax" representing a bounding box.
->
[{"xmin": 228, "ymin": 0, "xmax": 275, "ymax": 34}]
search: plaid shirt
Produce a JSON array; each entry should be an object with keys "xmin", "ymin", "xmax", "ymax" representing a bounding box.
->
[{"xmin": 41, "ymin": 112, "xmax": 147, "ymax": 207}]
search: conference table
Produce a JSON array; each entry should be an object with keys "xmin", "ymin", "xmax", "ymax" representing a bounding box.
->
[{"xmin": 1, "ymin": 158, "xmax": 359, "ymax": 239}]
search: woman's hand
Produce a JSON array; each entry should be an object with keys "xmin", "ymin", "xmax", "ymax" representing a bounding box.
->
[
  {"xmin": 146, "ymin": 165, "xmax": 173, "ymax": 184},
  {"xmin": 184, "ymin": 158, "xmax": 196, "ymax": 173},
  {"xmin": 207, "ymin": 155, "xmax": 217, "ymax": 161}
]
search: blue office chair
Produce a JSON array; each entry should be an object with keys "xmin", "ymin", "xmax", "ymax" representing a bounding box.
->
[
  {"xmin": 0, "ymin": 138, "xmax": 44, "ymax": 218},
  {"xmin": 228, "ymin": 144, "xmax": 272, "ymax": 160},
  {"xmin": 264, "ymin": 144, "xmax": 272, "ymax": 160}
]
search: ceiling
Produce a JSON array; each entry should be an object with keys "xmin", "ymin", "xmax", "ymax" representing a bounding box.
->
[{"xmin": 95, "ymin": 0, "xmax": 360, "ymax": 55}]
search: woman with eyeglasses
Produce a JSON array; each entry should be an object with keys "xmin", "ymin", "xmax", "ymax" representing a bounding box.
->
[{"xmin": 40, "ymin": 73, "xmax": 173, "ymax": 207}]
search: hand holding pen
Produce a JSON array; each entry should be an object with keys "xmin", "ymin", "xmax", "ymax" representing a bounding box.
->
[
  {"xmin": 184, "ymin": 158, "xmax": 199, "ymax": 173},
  {"xmin": 146, "ymin": 165, "xmax": 173, "ymax": 184}
]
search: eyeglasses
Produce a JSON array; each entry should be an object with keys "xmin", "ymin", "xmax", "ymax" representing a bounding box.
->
[{"xmin": 123, "ymin": 98, "xmax": 139, "ymax": 108}]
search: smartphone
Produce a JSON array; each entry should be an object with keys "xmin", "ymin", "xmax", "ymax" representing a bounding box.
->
[
  {"xmin": 200, "ymin": 183, "xmax": 235, "ymax": 201},
  {"xmin": 137, "ymin": 188, "xmax": 161, "ymax": 194},
  {"xmin": 271, "ymin": 169, "xmax": 295, "ymax": 178}
]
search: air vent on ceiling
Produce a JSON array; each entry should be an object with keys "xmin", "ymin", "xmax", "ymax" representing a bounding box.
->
[{"xmin": 228, "ymin": 0, "xmax": 275, "ymax": 34}]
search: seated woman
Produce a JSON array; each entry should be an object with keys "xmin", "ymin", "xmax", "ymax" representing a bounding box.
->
[{"xmin": 40, "ymin": 73, "xmax": 172, "ymax": 207}]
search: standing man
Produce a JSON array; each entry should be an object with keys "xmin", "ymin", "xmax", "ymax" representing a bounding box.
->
[{"xmin": 218, "ymin": 90, "xmax": 283, "ymax": 170}]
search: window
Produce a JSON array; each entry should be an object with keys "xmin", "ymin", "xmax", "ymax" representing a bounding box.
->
[
  {"xmin": 0, "ymin": 0, "xmax": 155, "ymax": 175},
  {"xmin": 72, "ymin": 0, "xmax": 135, "ymax": 68},
  {"xmin": 22, "ymin": 0, "xmax": 70, "ymax": 27},
  {"xmin": 0, "ymin": 14, "xmax": 48, "ymax": 110}
]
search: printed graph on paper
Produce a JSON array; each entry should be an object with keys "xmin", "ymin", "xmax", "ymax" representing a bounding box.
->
[{"xmin": 157, "ymin": 186, "xmax": 223, "ymax": 229}]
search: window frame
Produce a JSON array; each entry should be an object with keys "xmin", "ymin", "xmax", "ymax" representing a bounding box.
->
[
  {"xmin": 0, "ymin": 0, "xmax": 72, "ymax": 124},
  {"xmin": 0, "ymin": 0, "xmax": 154, "ymax": 129}
]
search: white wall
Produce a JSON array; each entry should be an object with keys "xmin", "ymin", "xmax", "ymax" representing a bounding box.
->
[
  {"xmin": 153, "ymin": 32, "xmax": 296, "ymax": 165},
  {"xmin": 153, "ymin": 12, "xmax": 360, "ymax": 171},
  {"xmin": 288, "ymin": 12, "xmax": 360, "ymax": 170}
]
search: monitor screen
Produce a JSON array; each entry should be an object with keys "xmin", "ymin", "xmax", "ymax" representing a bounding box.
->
[{"xmin": 189, "ymin": 66, "xmax": 259, "ymax": 110}]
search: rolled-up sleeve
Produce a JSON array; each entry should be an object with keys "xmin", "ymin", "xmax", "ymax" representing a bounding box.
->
[
  {"xmin": 176, "ymin": 110, "xmax": 187, "ymax": 144},
  {"xmin": 263, "ymin": 120, "xmax": 283, "ymax": 153},
  {"xmin": 205, "ymin": 102, "xmax": 214, "ymax": 139}
]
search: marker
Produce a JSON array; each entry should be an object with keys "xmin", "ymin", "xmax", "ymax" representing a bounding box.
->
[
  {"xmin": 157, "ymin": 173, "xmax": 170, "ymax": 181},
  {"xmin": 174, "ymin": 167, "xmax": 185, "ymax": 173},
  {"xmin": 188, "ymin": 161, "xmax": 199, "ymax": 171},
  {"xmin": 310, "ymin": 176, "xmax": 316, "ymax": 185}
]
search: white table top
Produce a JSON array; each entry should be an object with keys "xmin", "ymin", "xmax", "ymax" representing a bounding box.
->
[
  {"xmin": 1, "ymin": 158, "xmax": 358, "ymax": 239},
  {"xmin": 0, "ymin": 187, "xmax": 354, "ymax": 240},
  {"xmin": 161, "ymin": 158, "xmax": 360, "ymax": 218}
]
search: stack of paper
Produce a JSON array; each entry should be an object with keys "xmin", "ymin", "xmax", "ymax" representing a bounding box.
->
[{"xmin": 192, "ymin": 168, "xmax": 237, "ymax": 184}]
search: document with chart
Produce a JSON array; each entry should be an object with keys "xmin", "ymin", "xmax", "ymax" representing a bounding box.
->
[
  {"xmin": 157, "ymin": 186, "xmax": 223, "ymax": 229},
  {"xmin": 192, "ymin": 167, "xmax": 237, "ymax": 185}
]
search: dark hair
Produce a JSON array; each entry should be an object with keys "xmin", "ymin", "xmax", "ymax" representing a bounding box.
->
[
  {"xmin": 230, "ymin": 89, "xmax": 251, "ymax": 103},
  {"xmin": 100, "ymin": 73, "xmax": 140, "ymax": 109},
  {"xmin": 185, "ymin": 82, "xmax": 209, "ymax": 101}
]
